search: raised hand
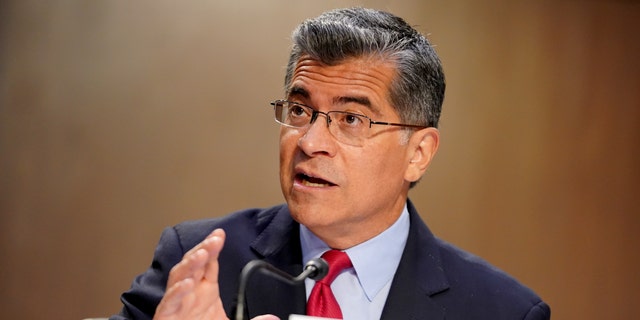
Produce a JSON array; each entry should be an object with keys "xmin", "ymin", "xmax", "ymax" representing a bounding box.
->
[
  {"xmin": 152, "ymin": 228, "xmax": 280, "ymax": 320},
  {"xmin": 153, "ymin": 228, "xmax": 229, "ymax": 320}
]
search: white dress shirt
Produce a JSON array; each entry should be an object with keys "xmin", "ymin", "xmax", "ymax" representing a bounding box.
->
[{"xmin": 300, "ymin": 205, "xmax": 410, "ymax": 320}]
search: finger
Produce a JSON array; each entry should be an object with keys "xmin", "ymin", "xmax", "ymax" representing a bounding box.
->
[
  {"xmin": 166, "ymin": 246, "xmax": 209, "ymax": 287},
  {"xmin": 155, "ymin": 277, "xmax": 195, "ymax": 316},
  {"xmin": 166, "ymin": 229, "xmax": 225, "ymax": 286},
  {"xmin": 203, "ymin": 229, "xmax": 225, "ymax": 282},
  {"xmin": 183, "ymin": 228, "xmax": 225, "ymax": 257},
  {"xmin": 154, "ymin": 229, "xmax": 228, "ymax": 320}
]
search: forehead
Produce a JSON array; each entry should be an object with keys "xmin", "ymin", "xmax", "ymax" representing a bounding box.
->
[{"xmin": 287, "ymin": 55, "xmax": 397, "ymax": 113}]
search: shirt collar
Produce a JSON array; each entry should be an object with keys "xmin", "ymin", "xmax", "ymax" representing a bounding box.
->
[{"xmin": 300, "ymin": 204, "xmax": 410, "ymax": 301}]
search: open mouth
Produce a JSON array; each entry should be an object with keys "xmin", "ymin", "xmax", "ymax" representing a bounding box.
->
[{"xmin": 296, "ymin": 173, "xmax": 336, "ymax": 187}]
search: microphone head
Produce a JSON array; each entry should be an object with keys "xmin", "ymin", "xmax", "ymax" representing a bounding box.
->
[{"xmin": 305, "ymin": 257, "xmax": 329, "ymax": 281}]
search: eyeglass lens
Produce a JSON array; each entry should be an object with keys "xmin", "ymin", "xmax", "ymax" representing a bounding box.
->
[{"xmin": 272, "ymin": 100, "xmax": 369, "ymax": 146}]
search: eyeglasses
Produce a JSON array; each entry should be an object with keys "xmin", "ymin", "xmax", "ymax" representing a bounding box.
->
[{"xmin": 270, "ymin": 100, "xmax": 428, "ymax": 146}]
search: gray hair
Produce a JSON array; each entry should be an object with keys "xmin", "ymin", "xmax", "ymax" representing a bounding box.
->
[{"xmin": 284, "ymin": 7, "xmax": 445, "ymax": 128}]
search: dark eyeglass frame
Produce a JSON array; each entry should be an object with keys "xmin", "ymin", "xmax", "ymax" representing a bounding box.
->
[{"xmin": 269, "ymin": 100, "xmax": 429, "ymax": 130}]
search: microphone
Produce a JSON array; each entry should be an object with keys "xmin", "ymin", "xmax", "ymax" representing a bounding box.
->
[{"xmin": 234, "ymin": 258, "xmax": 329, "ymax": 320}]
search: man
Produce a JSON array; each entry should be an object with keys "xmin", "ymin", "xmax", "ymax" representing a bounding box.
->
[{"xmin": 112, "ymin": 7, "xmax": 550, "ymax": 320}]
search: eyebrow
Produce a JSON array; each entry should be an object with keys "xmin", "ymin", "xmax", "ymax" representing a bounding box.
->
[
  {"xmin": 287, "ymin": 86, "xmax": 309, "ymax": 99},
  {"xmin": 333, "ymin": 96, "xmax": 372, "ymax": 109},
  {"xmin": 288, "ymin": 85, "xmax": 375, "ymax": 111}
]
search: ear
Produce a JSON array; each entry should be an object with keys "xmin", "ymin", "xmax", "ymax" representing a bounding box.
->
[{"xmin": 404, "ymin": 127, "xmax": 440, "ymax": 183}]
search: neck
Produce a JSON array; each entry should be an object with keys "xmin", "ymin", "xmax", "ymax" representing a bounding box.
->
[{"xmin": 310, "ymin": 206, "xmax": 405, "ymax": 250}]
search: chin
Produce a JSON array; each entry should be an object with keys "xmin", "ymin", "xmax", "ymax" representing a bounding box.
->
[{"xmin": 288, "ymin": 202, "xmax": 334, "ymax": 226}]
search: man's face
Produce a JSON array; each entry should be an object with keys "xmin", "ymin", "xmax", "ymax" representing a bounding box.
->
[{"xmin": 279, "ymin": 55, "xmax": 425, "ymax": 248}]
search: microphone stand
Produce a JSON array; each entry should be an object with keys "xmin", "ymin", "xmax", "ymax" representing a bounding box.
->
[{"xmin": 234, "ymin": 258, "xmax": 328, "ymax": 320}]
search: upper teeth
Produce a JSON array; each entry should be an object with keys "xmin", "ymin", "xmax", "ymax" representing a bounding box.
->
[{"xmin": 302, "ymin": 179, "xmax": 329, "ymax": 187}]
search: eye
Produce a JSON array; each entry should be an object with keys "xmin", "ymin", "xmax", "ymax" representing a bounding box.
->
[
  {"xmin": 345, "ymin": 114, "xmax": 361, "ymax": 124},
  {"xmin": 289, "ymin": 104, "xmax": 309, "ymax": 117},
  {"xmin": 337, "ymin": 112, "xmax": 366, "ymax": 128}
]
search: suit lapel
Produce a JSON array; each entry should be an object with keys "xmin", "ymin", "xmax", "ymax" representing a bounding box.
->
[
  {"xmin": 380, "ymin": 200, "xmax": 449, "ymax": 320},
  {"xmin": 240, "ymin": 201, "xmax": 450, "ymax": 319},
  {"xmin": 244, "ymin": 206, "xmax": 307, "ymax": 318}
]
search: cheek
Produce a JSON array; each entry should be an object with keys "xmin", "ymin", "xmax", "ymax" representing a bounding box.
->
[
  {"xmin": 341, "ymin": 150, "xmax": 383, "ymax": 187},
  {"xmin": 279, "ymin": 130, "xmax": 297, "ymax": 160},
  {"xmin": 279, "ymin": 130, "xmax": 304, "ymax": 187},
  {"xmin": 361, "ymin": 143, "xmax": 408, "ymax": 182}
]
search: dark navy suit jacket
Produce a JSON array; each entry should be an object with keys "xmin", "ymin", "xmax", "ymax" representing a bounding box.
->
[{"xmin": 112, "ymin": 200, "xmax": 550, "ymax": 319}]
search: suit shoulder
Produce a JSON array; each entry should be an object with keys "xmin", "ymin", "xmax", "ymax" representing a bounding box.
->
[
  {"xmin": 435, "ymin": 238, "xmax": 549, "ymax": 317},
  {"xmin": 170, "ymin": 204, "xmax": 286, "ymax": 252}
]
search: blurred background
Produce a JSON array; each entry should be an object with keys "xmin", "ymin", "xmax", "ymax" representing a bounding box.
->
[{"xmin": 1, "ymin": 0, "xmax": 638, "ymax": 319}]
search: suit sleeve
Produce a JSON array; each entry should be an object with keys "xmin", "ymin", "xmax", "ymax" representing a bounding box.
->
[
  {"xmin": 522, "ymin": 301, "xmax": 551, "ymax": 320},
  {"xmin": 110, "ymin": 227, "xmax": 186, "ymax": 320}
]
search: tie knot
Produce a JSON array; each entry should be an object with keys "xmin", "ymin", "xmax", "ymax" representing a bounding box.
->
[{"xmin": 319, "ymin": 250, "xmax": 352, "ymax": 285}]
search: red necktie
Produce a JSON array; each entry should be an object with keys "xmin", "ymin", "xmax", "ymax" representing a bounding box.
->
[{"xmin": 306, "ymin": 250, "xmax": 353, "ymax": 319}]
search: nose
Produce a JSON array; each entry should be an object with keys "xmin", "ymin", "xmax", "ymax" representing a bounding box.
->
[{"xmin": 298, "ymin": 112, "xmax": 337, "ymax": 157}]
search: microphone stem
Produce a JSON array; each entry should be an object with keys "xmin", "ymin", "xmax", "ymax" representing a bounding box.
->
[{"xmin": 235, "ymin": 260, "xmax": 317, "ymax": 320}]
